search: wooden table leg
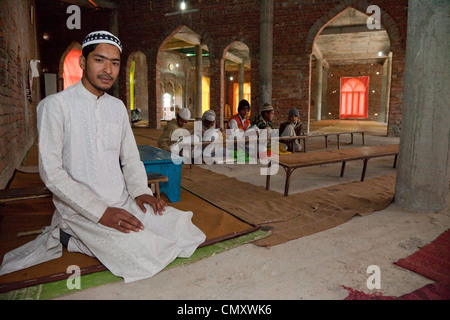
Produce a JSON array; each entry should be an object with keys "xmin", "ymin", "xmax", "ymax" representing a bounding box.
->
[
  {"xmin": 337, "ymin": 134, "xmax": 340, "ymax": 149},
  {"xmin": 340, "ymin": 161, "xmax": 346, "ymax": 177},
  {"xmin": 361, "ymin": 158, "xmax": 369, "ymax": 181},
  {"xmin": 284, "ymin": 168, "xmax": 293, "ymax": 197},
  {"xmin": 155, "ymin": 183, "xmax": 161, "ymax": 198},
  {"xmin": 266, "ymin": 161, "xmax": 272, "ymax": 190}
]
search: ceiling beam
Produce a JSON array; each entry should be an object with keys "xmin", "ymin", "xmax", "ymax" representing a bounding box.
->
[
  {"xmin": 323, "ymin": 52, "xmax": 388, "ymax": 61},
  {"xmin": 312, "ymin": 44, "xmax": 330, "ymax": 69},
  {"xmin": 320, "ymin": 24, "xmax": 384, "ymax": 35}
]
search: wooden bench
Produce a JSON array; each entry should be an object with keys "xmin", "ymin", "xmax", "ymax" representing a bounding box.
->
[
  {"xmin": 147, "ymin": 172, "xmax": 169, "ymax": 198},
  {"xmin": 0, "ymin": 186, "xmax": 52, "ymax": 203},
  {"xmin": 265, "ymin": 144, "xmax": 399, "ymax": 196},
  {"xmin": 0, "ymin": 174, "xmax": 169, "ymax": 203}
]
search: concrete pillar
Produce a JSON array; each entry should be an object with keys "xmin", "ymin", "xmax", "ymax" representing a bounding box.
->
[
  {"xmin": 321, "ymin": 65, "xmax": 328, "ymax": 118},
  {"xmin": 379, "ymin": 53, "xmax": 392, "ymax": 123},
  {"xmin": 315, "ymin": 58, "xmax": 323, "ymax": 121},
  {"xmin": 395, "ymin": 0, "xmax": 450, "ymax": 212},
  {"xmin": 258, "ymin": 0, "xmax": 273, "ymax": 107},
  {"xmin": 239, "ymin": 63, "xmax": 244, "ymax": 102},
  {"xmin": 195, "ymin": 44, "xmax": 202, "ymax": 119}
]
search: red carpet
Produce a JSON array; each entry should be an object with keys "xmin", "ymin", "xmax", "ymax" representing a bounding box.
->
[
  {"xmin": 343, "ymin": 229, "xmax": 450, "ymax": 300},
  {"xmin": 394, "ymin": 229, "xmax": 450, "ymax": 285}
]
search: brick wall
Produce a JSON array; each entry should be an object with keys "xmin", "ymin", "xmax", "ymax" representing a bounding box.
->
[
  {"xmin": 0, "ymin": 0, "xmax": 39, "ymax": 188},
  {"xmin": 0, "ymin": 0, "xmax": 112, "ymax": 187}
]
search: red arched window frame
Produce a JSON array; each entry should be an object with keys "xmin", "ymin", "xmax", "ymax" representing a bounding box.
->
[
  {"xmin": 63, "ymin": 49, "xmax": 83, "ymax": 90},
  {"xmin": 340, "ymin": 76, "xmax": 369, "ymax": 119}
]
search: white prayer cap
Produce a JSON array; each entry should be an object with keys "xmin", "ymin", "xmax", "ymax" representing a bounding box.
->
[
  {"xmin": 82, "ymin": 31, "xmax": 122, "ymax": 53},
  {"xmin": 202, "ymin": 110, "xmax": 216, "ymax": 122},
  {"xmin": 178, "ymin": 108, "xmax": 191, "ymax": 121}
]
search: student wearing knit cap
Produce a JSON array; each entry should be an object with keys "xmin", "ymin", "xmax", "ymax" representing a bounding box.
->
[
  {"xmin": 249, "ymin": 103, "xmax": 276, "ymax": 157},
  {"xmin": 227, "ymin": 99, "xmax": 251, "ymax": 131},
  {"xmin": 251, "ymin": 103, "xmax": 274, "ymax": 130},
  {"xmin": 158, "ymin": 108, "xmax": 192, "ymax": 151},
  {"xmin": 280, "ymin": 108, "xmax": 303, "ymax": 152}
]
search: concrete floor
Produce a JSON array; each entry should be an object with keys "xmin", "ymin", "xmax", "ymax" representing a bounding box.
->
[{"xmin": 54, "ymin": 122, "xmax": 450, "ymax": 300}]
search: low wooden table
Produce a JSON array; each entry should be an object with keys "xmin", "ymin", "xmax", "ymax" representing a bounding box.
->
[{"xmin": 265, "ymin": 144, "xmax": 399, "ymax": 196}]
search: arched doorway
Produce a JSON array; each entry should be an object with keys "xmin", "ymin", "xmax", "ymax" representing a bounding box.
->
[
  {"xmin": 157, "ymin": 25, "xmax": 210, "ymax": 124},
  {"xmin": 223, "ymin": 41, "xmax": 251, "ymax": 121},
  {"xmin": 309, "ymin": 7, "xmax": 391, "ymax": 134}
]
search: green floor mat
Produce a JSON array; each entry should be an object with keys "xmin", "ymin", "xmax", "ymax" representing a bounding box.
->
[{"xmin": 0, "ymin": 229, "xmax": 270, "ymax": 300}]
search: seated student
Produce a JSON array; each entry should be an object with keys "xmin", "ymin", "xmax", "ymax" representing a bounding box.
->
[
  {"xmin": 280, "ymin": 108, "xmax": 303, "ymax": 152},
  {"xmin": 201, "ymin": 110, "xmax": 223, "ymax": 142},
  {"xmin": 198, "ymin": 110, "xmax": 227, "ymax": 162},
  {"xmin": 250, "ymin": 103, "xmax": 275, "ymax": 157},
  {"xmin": 158, "ymin": 108, "xmax": 191, "ymax": 152},
  {"xmin": 227, "ymin": 99, "xmax": 251, "ymax": 131},
  {"xmin": 226, "ymin": 100, "xmax": 254, "ymax": 161},
  {"xmin": 251, "ymin": 102, "xmax": 274, "ymax": 131}
]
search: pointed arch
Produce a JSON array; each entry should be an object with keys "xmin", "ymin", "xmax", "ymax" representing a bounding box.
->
[{"xmin": 58, "ymin": 41, "xmax": 82, "ymax": 91}]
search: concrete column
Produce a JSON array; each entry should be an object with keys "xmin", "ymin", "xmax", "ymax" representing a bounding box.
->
[
  {"xmin": 258, "ymin": 0, "xmax": 274, "ymax": 107},
  {"xmin": 395, "ymin": 0, "xmax": 450, "ymax": 212},
  {"xmin": 315, "ymin": 58, "xmax": 323, "ymax": 121},
  {"xmin": 195, "ymin": 44, "xmax": 202, "ymax": 119},
  {"xmin": 239, "ymin": 63, "xmax": 244, "ymax": 102},
  {"xmin": 379, "ymin": 53, "xmax": 392, "ymax": 123},
  {"xmin": 321, "ymin": 65, "xmax": 328, "ymax": 118}
]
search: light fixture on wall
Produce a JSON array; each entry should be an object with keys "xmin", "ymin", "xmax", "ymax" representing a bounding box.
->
[
  {"xmin": 165, "ymin": 1, "xmax": 198, "ymax": 16},
  {"xmin": 378, "ymin": 51, "xmax": 383, "ymax": 57}
]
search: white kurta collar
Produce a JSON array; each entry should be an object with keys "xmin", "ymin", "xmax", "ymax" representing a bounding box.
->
[{"xmin": 76, "ymin": 80, "xmax": 109, "ymax": 102}]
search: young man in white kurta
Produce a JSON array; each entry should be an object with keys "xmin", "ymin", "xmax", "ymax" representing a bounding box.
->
[{"xmin": 0, "ymin": 31, "xmax": 205, "ymax": 283}]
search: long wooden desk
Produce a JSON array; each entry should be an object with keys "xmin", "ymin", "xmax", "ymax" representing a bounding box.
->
[
  {"xmin": 279, "ymin": 130, "xmax": 365, "ymax": 153},
  {"xmin": 265, "ymin": 144, "xmax": 399, "ymax": 196}
]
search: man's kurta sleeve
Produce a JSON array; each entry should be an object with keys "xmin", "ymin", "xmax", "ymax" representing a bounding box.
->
[{"xmin": 37, "ymin": 96, "xmax": 109, "ymax": 223}]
